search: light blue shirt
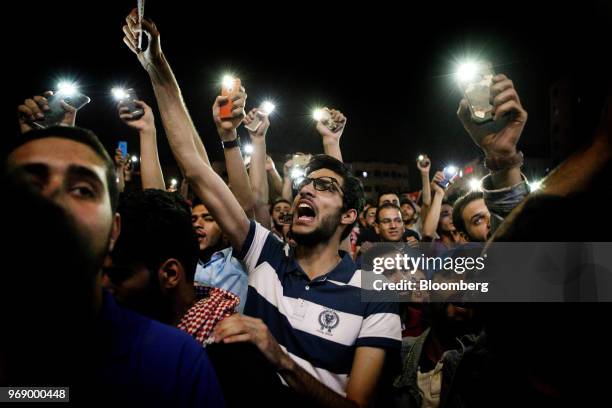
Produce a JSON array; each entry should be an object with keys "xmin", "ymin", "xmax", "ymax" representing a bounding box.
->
[{"xmin": 194, "ymin": 247, "xmax": 248, "ymax": 313}]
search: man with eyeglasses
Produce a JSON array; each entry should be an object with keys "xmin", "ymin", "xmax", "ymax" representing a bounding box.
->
[{"xmin": 158, "ymin": 71, "xmax": 401, "ymax": 405}]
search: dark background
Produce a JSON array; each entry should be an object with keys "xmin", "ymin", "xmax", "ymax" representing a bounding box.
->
[{"xmin": 5, "ymin": 0, "xmax": 611, "ymax": 188}]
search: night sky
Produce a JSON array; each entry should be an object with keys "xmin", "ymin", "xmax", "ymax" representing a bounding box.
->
[{"xmin": 6, "ymin": 1, "xmax": 611, "ymax": 188}]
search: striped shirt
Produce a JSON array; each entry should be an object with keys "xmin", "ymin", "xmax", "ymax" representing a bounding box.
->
[{"xmin": 236, "ymin": 221, "xmax": 401, "ymax": 396}]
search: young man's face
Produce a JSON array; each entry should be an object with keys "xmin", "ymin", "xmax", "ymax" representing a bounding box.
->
[
  {"xmin": 191, "ymin": 204, "xmax": 223, "ymax": 253},
  {"xmin": 290, "ymin": 168, "xmax": 351, "ymax": 245},
  {"xmin": 8, "ymin": 137, "xmax": 118, "ymax": 263},
  {"xmin": 375, "ymin": 207, "xmax": 405, "ymax": 242},
  {"xmin": 365, "ymin": 206, "xmax": 377, "ymax": 227},
  {"xmin": 378, "ymin": 193, "xmax": 400, "ymax": 207},
  {"xmin": 400, "ymin": 203, "xmax": 415, "ymax": 223},
  {"xmin": 271, "ymin": 202, "xmax": 292, "ymax": 227},
  {"xmin": 461, "ymin": 198, "xmax": 491, "ymax": 242},
  {"xmin": 438, "ymin": 203, "xmax": 456, "ymax": 234}
]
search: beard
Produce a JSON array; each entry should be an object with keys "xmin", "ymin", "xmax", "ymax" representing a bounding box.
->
[{"xmin": 290, "ymin": 212, "xmax": 340, "ymax": 247}]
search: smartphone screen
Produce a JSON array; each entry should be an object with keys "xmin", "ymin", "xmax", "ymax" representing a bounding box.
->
[
  {"xmin": 458, "ymin": 61, "xmax": 495, "ymax": 123},
  {"xmin": 118, "ymin": 141, "xmax": 128, "ymax": 159},
  {"xmin": 220, "ymin": 78, "xmax": 241, "ymax": 119}
]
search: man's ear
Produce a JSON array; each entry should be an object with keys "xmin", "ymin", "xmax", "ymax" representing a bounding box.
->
[
  {"xmin": 158, "ymin": 258, "xmax": 184, "ymax": 290},
  {"xmin": 341, "ymin": 209, "xmax": 357, "ymax": 226},
  {"xmin": 374, "ymin": 223, "xmax": 381, "ymax": 235},
  {"xmin": 108, "ymin": 213, "xmax": 121, "ymax": 252}
]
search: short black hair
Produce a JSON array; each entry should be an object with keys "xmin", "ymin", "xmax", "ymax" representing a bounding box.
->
[
  {"xmin": 6, "ymin": 126, "xmax": 119, "ymax": 212},
  {"xmin": 375, "ymin": 203, "xmax": 403, "ymax": 223},
  {"xmin": 112, "ymin": 189, "xmax": 199, "ymax": 282},
  {"xmin": 304, "ymin": 154, "xmax": 365, "ymax": 240},
  {"xmin": 270, "ymin": 198, "xmax": 292, "ymax": 215},
  {"xmin": 452, "ymin": 191, "xmax": 485, "ymax": 234},
  {"xmin": 377, "ymin": 191, "xmax": 400, "ymax": 206}
]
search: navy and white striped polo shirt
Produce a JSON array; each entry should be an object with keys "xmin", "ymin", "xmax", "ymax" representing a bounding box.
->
[{"xmin": 236, "ymin": 221, "xmax": 402, "ymax": 396}]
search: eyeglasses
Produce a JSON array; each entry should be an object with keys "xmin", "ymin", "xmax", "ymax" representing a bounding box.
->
[{"xmin": 294, "ymin": 176, "xmax": 344, "ymax": 196}]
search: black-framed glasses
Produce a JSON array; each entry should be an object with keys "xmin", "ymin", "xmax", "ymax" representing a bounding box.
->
[{"xmin": 294, "ymin": 176, "xmax": 344, "ymax": 196}]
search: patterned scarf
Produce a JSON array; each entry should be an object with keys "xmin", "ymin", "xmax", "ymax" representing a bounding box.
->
[{"xmin": 177, "ymin": 284, "xmax": 239, "ymax": 346}]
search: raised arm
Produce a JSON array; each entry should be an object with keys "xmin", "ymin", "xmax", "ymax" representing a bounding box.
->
[
  {"xmin": 121, "ymin": 9, "xmax": 250, "ymax": 250},
  {"xmin": 244, "ymin": 109, "xmax": 271, "ymax": 225},
  {"xmin": 122, "ymin": 9, "xmax": 210, "ymax": 168},
  {"xmin": 421, "ymin": 171, "xmax": 446, "ymax": 239},
  {"xmin": 118, "ymin": 100, "xmax": 165, "ymax": 190},
  {"xmin": 315, "ymin": 107, "xmax": 347, "ymax": 162}
]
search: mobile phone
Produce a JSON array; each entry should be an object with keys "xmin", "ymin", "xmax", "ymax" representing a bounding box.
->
[
  {"xmin": 117, "ymin": 88, "xmax": 144, "ymax": 120},
  {"xmin": 220, "ymin": 78, "xmax": 241, "ymax": 119},
  {"xmin": 31, "ymin": 92, "xmax": 91, "ymax": 129},
  {"xmin": 316, "ymin": 109, "xmax": 342, "ymax": 132},
  {"xmin": 437, "ymin": 166, "xmax": 458, "ymax": 189},
  {"xmin": 244, "ymin": 102, "xmax": 272, "ymax": 132},
  {"xmin": 458, "ymin": 61, "xmax": 495, "ymax": 123},
  {"xmin": 292, "ymin": 153, "xmax": 312, "ymax": 168},
  {"xmin": 118, "ymin": 141, "xmax": 128, "ymax": 159}
]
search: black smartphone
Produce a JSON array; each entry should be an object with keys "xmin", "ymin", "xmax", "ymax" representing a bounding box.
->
[{"xmin": 31, "ymin": 92, "xmax": 90, "ymax": 129}]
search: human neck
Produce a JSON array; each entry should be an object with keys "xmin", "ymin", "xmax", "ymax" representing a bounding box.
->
[
  {"xmin": 295, "ymin": 240, "xmax": 342, "ymax": 281},
  {"xmin": 172, "ymin": 286, "xmax": 197, "ymax": 326}
]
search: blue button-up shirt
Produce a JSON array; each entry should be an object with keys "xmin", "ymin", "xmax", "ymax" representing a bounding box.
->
[{"xmin": 195, "ymin": 247, "xmax": 248, "ymax": 313}]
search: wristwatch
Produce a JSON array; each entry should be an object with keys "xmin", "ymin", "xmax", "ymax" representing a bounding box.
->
[{"xmin": 222, "ymin": 137, "xmax": 241, "ymax": 150}]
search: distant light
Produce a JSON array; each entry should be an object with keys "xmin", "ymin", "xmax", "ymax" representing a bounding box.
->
[
  {"xmin": 469, "ymin": 178, "xmax": 481, "ymax": 191},
  {"xmin": 291, "ymin": 168, "xmax": 305, "ymax": 179},
  {"xmin": 261, "ymin": 101, "xmax": 276, "ymax": 115},
  {"xmin": 459, "ymin": 170, "xmax": 464, "ymax": 178},
  {"xmin": 112, "ymin": 87, "xmax": 128, "ymax": 100},
  {"xmin": 418, "ymin": 155, "xmax": 424, "ymax": 162},
  {"xmin": 456, "ymin": 62, "xmax": 478, "ymax": 82},
  {"xmin": 243, "ymin": 144, "xmax": 254, "ymax": 154},
  {"xmin": 445, "ymin": 165, "xmax": 458, "ymax": 176},
  {"xmin": 170, "ymin": 178, "xmax": 178, "ymax": 187},
  {"xmin": 529, "ymin": 180, "xmax": 542, "ymax": 191},
  {"xmin": 57, "ymin": 81, "xmax": 78, "ymax": 96},
  {"xmin": 362, "ymin": 171, "xmax": 368, "ymax": 178},
  {"xmin": 464, "ymin": 166, "xmax": 474, "ymax": 174},
  {"xmin": 131, "ymin": 155, "xmax": 139, "ymax": 163}
]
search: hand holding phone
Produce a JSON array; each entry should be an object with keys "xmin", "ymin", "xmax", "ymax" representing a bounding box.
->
[
  {"xmin": 116, "ymin": 88, "xmax": 144, "ymax": 120},
  {"xmin": 220, "ymin": 77, "xmax": 242, "ymax": 119},
  {"xmin": 30, "ymin": 90, "xmax": 90, "ymax": 129},
  {"xmin": 457, "ymin": 61, "xmax": 495, "ymax": 123}
]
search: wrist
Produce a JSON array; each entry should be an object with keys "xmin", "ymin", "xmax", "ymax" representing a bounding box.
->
[
  {"xmin": 251, "ymin": 137, "xmax": 266, "ymax": 146},
  {"xmin": 322, "ymin": 136, "xmax": 339, "ymax": 146},
  {"xmin": 485, "ymin": 150, "xmax": 524, "ymax": 172},
  {"xmin": 277, "ymin": 352, "xmax": 296, "ymax": 373},
  {"xmin": 218, "ymin": 128, "xmax": 238, "ymax": 143}
]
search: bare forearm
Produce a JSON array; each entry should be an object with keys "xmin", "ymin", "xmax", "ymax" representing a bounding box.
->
[
  {"xmin": 224, "ymin": 146, "xmax": 256, "ymax": 212},
  {"xmin": 278, "ymin": 357, "xmax": 358, "ymax": 408},
  {"xmin": 268, "ymin": 168, "xmax": 283, "ymax": 200},
  {"xmin": 422, "ymin": 192, "xmax": 443, "ymax": 238},
  {"xmin": 146, "ymin": 54, "xmax": 211, "ymax": 167},
  {"xmin": 250, "ymin": 139, "xmax": 268, "ymax": 206},
  {"xmin": 282, "ymin": 176, "xmax": 293, "ymax": 202},
  {"xmin": 420, "ymin": 172, "xmax": 431, "ymax": 206},
  {"xmin": 323, "ymin": 138, "xmax": 343, "ymax": 162},
  {"xmin": 116, "ymin": 167, "xmax": 126, "ymax": 193},
  {"xmin": 139, "ymin": 129, "xmax": 165, "ymax": 190}
]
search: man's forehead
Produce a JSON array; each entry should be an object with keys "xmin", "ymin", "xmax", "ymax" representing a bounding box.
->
[
  {"xmin": 308, "ymin": 168, "xmax": 344, "ymax": 184},
  {"xmin": 381, "ymin": 208, "xmax": 401, "ymax": 217},
  {"xmin": 192, "ymin": 204, "xmax": 211, "ymax": 215},
  {"xmin": 465, "ymin": 198, "xmax": 488, "ymax": 215},
  {"xmin": 9, "ymin": 138, "xmax": 107, "ymax": 176}
]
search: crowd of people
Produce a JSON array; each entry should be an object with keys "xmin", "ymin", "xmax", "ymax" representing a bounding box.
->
[{"xmin": 2, "ymin": 7, "xmax": 612, "ymax": 408}]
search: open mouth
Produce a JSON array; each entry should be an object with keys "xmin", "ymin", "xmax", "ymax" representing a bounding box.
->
[{"xmin": 296, "ymin": 202, "xmax": 316, "ymax": 223}]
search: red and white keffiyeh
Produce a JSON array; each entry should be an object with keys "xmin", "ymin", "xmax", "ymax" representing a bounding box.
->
[{"xmin": 177, "ymin": 285, "xmax": 239, "ymax": 345}]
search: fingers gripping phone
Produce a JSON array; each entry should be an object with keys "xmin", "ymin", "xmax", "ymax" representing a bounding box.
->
[
  {"xmin": 118, "ymin": 88, "xmax": 144, "ymax": 120},
  {"xmin": 458, "ymin": 61, "xmax": 495, "ymax": 123},
  {"xmin": 437, "ymin": 166, "xmax": 458, "ymax": 189},
  {"xmin": 32, "ymin": 92, "xmax": 91, "ymax": 129},
  {"xmin": 220, "ymin": 78, "xmax": 241, "ymax": 119}
]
